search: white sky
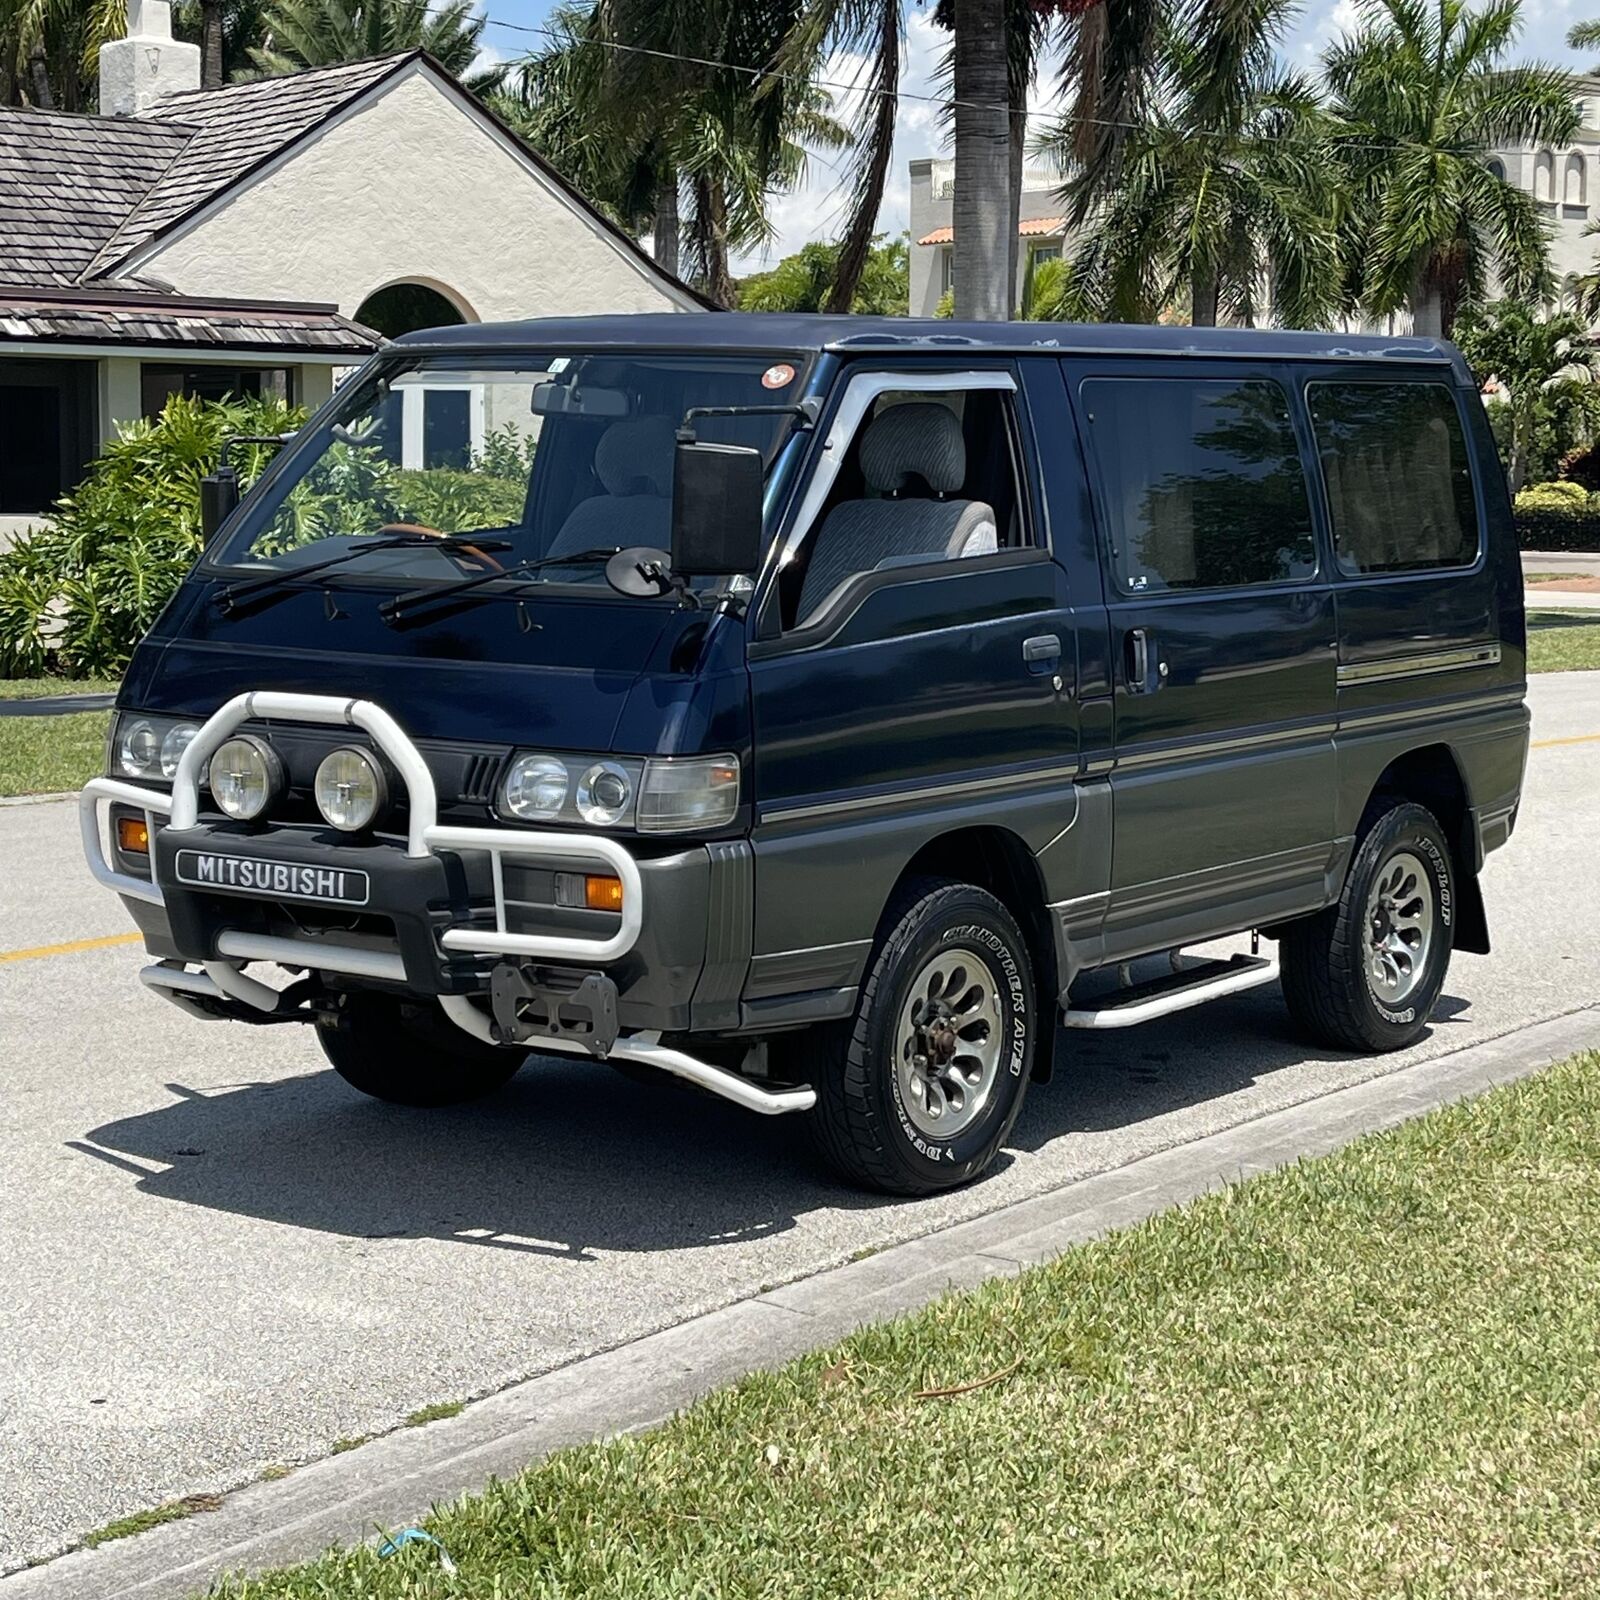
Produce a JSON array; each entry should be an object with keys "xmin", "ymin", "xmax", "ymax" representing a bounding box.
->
[{"xmin": 733, "ymin": 0, "xmax": 1600, "ymax": 272}]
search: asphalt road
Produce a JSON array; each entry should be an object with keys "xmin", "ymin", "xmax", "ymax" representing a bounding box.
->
[{"xmin": 3, "ymin": 674, "xmax": 1598, "ymax": 1573}]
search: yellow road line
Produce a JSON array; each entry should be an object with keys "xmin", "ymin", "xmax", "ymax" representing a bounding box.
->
[
  {"xmin": 1531, "ymin": 732, "xmax": 1600, "ymax": 750},
  {"xmin": 0, "ymin": 931, "xmax": 142, "ymax": 965}
]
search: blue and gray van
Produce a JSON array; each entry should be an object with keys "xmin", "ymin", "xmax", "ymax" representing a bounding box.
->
[{"xmin": 82, "ymin": 315, "xmax": 1528, "ymax": 1194}]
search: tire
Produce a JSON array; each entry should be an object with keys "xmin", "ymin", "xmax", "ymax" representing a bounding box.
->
[
  {"xmin": 1281, "ymin": 801, "xmax": 1455, "ymax": 1052},
  {"xmin": 316, "ymin": 992, "xmax": 524, "ymax": 1107},
  {"xmin": 804, "ymin": 879, "xmax": 1037, "ymax": 1196}
]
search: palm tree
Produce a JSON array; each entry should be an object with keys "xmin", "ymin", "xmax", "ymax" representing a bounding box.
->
[
  {"xmin": 1324, "ymin": 0, "xmax": 1579, "ymax": 338},
  {"xmin": 1455, "ymin": 299, "xmax": 1600, "ymax": 488},
  {"xmin": 1569, "ymin": 18, "xmax": 1600, "ymax": 61},
  {"xmin": 249, "ymin": 0, "xmax": 504, "ymax": 92},
  {"xmin": 2, "ymin": 0, "xmax": 123, "ymax": 108},
  {"xmin": 503, "ymin": 2, "xmax": 845, "ymax": 307},
  {"xmin": 1046, "ymin": 0, "xmax": 1342, "ymax": 327}
]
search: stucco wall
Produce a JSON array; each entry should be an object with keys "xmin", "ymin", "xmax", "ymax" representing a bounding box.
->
[{"xmin": 136, "ymin": 66, "xmax": 690, "ymax": 324}]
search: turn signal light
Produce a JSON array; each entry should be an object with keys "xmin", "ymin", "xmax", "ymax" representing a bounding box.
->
[
  {"xmin": 585, "ymin": 874, "xmax": 624, "ymax": 912},
  {"xmin": 117, "ymin": 816, "xmax": 150, "ymax": 854}
]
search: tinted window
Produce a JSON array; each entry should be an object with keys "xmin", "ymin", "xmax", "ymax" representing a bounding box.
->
[
  {"xmin": 1308, "ymin": 382, "xmax": 1479, "ymax": 575},
  {"xmin": 1081, "ymin": 377, "xmax": 1317, "ymax": 593}
]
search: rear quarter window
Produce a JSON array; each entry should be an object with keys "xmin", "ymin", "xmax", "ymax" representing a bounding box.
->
[
  {"xmin": 1306, "ymin": 381, "xmax": 1480, "ymax": 576},
  {"xmin": 1079, "ymin": 376, "xmax": 1317, "ymax": 594}
]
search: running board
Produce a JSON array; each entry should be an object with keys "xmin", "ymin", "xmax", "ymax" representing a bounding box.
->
[{"xmin": 1062, "ymin": 953, "xmax": 1280, "ymax": 1030}]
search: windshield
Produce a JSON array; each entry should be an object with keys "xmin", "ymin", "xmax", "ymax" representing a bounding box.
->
[{"xmin": 212, "ymin": 351, "xmax": 806, "ymax": 586}]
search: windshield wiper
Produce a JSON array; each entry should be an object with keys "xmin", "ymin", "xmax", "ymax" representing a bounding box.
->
[
  {"xmin": 217, "ymin": 533, "xmax": 513, "ymax": 613},
  {"xmin": 379, "ymin": 547, "xmax": 621, "ymax": 624}
]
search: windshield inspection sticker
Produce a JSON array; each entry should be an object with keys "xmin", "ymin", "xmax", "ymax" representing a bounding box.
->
[{"xmin": 762, "ymin": 363, "xmax": 797, "ymax": 389}]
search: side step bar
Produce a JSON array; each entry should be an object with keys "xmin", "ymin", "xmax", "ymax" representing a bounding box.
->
[{"xmin": 1063, "ymin": 952, "xmax": 1280, "ymax": 1031}]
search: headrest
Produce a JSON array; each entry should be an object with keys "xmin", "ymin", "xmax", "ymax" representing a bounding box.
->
[
  {"xmin": 594, "ymin": 415, "xmax": 676, "ymax": 497},
  {"xmin": 859, "ymin": 402, "xmax": 967, "ymax": 495}
]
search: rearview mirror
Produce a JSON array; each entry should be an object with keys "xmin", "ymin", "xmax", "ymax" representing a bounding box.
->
[
  {"xmin": 531, "ymin": 382, "xmax": 629, "ymax": 418},
  {"xmin": 672, "ymin": 441, "xmax": 763, "ymax": 576}
]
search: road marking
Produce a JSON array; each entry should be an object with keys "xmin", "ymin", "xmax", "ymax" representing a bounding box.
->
[
  {"xmin": 0, "ymin": 931, "xmax": 142, "ymax": 965},
  {"xmin": 1531, "ymin": 732, "xmax": 1600, "ymax": 750}
]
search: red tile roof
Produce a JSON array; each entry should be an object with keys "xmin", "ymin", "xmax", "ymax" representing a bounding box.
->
[{"xmin": 916, "ymin": 216, "xmax": 1066, "ymax": 246}]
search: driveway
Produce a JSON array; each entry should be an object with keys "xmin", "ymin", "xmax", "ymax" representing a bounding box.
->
[{"xmin": 2, "ymin": 673, "xmax": 1598, "ymax": 1573}]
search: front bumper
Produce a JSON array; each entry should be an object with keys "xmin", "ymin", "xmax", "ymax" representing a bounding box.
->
[{"xmin": 82, "ymin": 691, "xmax": 740, "ymax": 1035}]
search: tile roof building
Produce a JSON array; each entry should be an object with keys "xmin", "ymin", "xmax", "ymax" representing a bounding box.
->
[{"xmin": 0, "ymin": 4, "xmax": 700, "ymax": 534}]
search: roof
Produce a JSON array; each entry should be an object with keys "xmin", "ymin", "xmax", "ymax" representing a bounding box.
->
[
  {"xmin": 916, "ymin": 216, "xmax": 1066, "ymax": 247},
  {"xmin": 393, "ymin": 311, "xmax": 1467, "ymax": 371},
  {"xmin": 0, "ymin": 106, "xmax": 192, "ymax": 287},
  {"xmin": 0, "ymin": 50, "xmax": 706, "ymax": 315},
  {"xmin": 0, "ymin": 287, "xmax": 382, "ymax": 355},
  {"xmin": 84, "ymin": 53, "xmax": 408, "ymax": 276}
]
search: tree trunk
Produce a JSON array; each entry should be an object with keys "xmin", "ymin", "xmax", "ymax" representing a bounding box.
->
[
  {"xmin": 694, "ymin": 175, "xmax": 736, "ymax": 309},
  {"xmin": 28, "ymin": 42, "xmax": 53, "ymax": 110},
  {"xmin": 1006, "ymin": 82, "xmax": 1024, "ymax": 315},
  {"xmin": 951, "ymin": 0, "xmax": 1010, "ymax": 321},
  {"xmin": 825, "ymin": 0, "xmax": 898, "ymax": 314},
  {"xmin": 200, "ymin": 0, "xmax": 225, "ymax": 88},
  {"xmin": 1410, "ymin": 270, "xmax": 1444, "ymax": 338},
  {"xmin": 653, "ymin": 161, "xmax": 680, "ymax": 279},
  {"xmin": 1191, "ymin": 268, "xmax": 1219, "ymax": 328},
  {"xmin": 1510, "ymin": 406, "xmax": 1531, "ymax": 493}
]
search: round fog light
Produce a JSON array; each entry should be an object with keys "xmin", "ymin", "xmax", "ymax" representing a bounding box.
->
[
  {"xmin": 208, "ymin": 736, "xmax": 280, "ymax": 821},
  {"xmin": 314, "ymin": 747, "xmax": 387, "ymax": 832}
]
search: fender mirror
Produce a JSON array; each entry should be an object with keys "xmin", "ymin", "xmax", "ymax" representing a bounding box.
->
[{"xmin": 671, "ymin": 440, "xmax": 764, "ymax": 576}]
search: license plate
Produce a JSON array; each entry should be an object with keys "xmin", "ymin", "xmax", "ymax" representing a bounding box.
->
[{"xmin": 173, "ymin": 850, "xmax": 370, "ymax": 907}]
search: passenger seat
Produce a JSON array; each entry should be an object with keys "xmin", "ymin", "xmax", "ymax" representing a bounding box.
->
[
  {"xmin": 797, "ymin": 403, "xmax": 997, "ymax": 624},
  {"xmin": 549, "ymin": 415, "xmax": 677, "ymax": 556}
]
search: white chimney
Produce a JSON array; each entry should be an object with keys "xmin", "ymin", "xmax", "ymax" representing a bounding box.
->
[{"xmin": 99, "ymin": 0, "xmax": 200, "ymax": 116}]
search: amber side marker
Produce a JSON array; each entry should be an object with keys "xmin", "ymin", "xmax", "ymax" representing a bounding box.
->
[
  {"xmin": 585, "ymin": 874, "xmax": 624, "ymax": 912},
  {"xmin": 117, "ymin": 816, "xmax": 150, "ymax": 853}
]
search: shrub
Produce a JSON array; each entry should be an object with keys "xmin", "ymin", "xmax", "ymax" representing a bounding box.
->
[
  {"xmin": 1513, "ymin": 506, "xmax": 1600, "ymax": 552},
  {"xmin": 0, "ymin": 393, "xmax": 303, "ymax": 679},
  {"xmin": 1514, "ymin": 480, "xmax": 1590, "ymax": 511}
]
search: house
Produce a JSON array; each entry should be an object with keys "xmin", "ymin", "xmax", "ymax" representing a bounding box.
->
[
  {"xmin": 908, "ymin": 156, "xmax": 1069, "ymax": 318},
  {"xmin": 0, "ymin": 1, "xmax": 701, "ymax": 539}
]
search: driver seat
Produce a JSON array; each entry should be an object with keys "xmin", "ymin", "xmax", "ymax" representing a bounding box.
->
[{"xmin": 797, "ymin": 403, "xmax": 996, "ymax": 625}]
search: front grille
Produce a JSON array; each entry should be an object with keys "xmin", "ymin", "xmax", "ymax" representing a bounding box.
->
[{"xmin": 459, "ymin": 752, "xmax": 504, "ymax": 805}]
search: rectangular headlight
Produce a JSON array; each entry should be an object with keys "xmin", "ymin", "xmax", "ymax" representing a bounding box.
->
[{"xmin": 637, "ymin": 755, "xmax": 740, "ymax": 833}]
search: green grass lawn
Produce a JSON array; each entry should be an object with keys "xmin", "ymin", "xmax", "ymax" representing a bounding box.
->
[
  {"xmin": 0, "ymin": 676, "xmax": 119, "ymax": 700},
  {"xmin": 1524, "ymin": 571, "xmax": 1589, "ymax": 585},
  {"xmin": 210, "ymin": 1050, "xmax": 1600, "ymax": 1600},
  {"xmin": 1528, "ymin": 608, "xmax": 1600, "ymax": 673},
  {"xmin": 0, "ymin": 711, "xmax": 109, "ymax": 796}
]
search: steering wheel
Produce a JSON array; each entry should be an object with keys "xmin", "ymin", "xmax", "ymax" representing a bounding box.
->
[{"xmin": 374, "ymin": 522, "xmax": 504, "ymax": 572}]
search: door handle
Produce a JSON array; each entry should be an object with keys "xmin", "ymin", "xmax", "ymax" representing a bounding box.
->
[
  {"xmin": 1022, "ymin": 634, "xmax": 1061, "ymax": 664},
  {"xmin": 1125, "ymin": 627, "xmax": 1151, "ymax": 692}
]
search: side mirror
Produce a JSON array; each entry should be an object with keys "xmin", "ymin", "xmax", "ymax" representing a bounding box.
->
[
  {"xmin": 671, "ymin": 440, "xmax": 763, "ymax": 576},
  {"xmin": 199, "ymin": 465, "xmax": 240, "ymax": 542}
]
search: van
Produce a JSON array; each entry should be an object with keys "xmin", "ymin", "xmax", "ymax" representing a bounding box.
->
[{"xmin": 82, "ymin": 315, "xmax": 1528, "ymax": 1195}]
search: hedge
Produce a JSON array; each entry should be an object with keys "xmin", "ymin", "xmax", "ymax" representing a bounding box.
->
[{"xmin": 1513, "ymin": 509, "xmax": 1600, "ymax": 552}]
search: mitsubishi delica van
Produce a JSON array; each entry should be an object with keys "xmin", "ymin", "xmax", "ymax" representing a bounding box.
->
[{"xmin": 81, "ymin": 315, "xmax": 1528, "ymax": 1195}]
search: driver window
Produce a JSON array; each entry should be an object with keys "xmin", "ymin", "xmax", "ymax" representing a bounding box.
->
[{"xmin": 782, "ymin": 386, "xmax": 1028, "ymax": 630}]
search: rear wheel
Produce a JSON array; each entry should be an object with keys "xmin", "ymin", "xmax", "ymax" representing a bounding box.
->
[
  {"xmin": 1281, "ymin": 801, "xmax": 1454, "ymax": 1052},
  {"xmin": 317, "ymin": 993, "xmax": 524, "ymax": 1107},
  {"xmin": 804, "ymin": 879, "xmax": 1037, "ymax": 1195}
]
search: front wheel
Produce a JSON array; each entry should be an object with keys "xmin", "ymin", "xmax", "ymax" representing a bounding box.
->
[
  {"xmin": 1281, "ymin": 801, "xmax": 1455, "ymax": 1052},
  {"xmin": 805, "ymin": 879, "xmax": 1037, "ymax": 1196},
  {"xmin": 316, "ymin": 993, "xmax": 525, "ymax": 1107}
]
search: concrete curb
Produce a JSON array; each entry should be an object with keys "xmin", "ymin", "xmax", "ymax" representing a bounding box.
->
[
  {"xmin": 7, "ymin": 1004, "xmax": 1597, "ymax": 1600},
  {"xmin": 0, "ymin": 791, "xmax": 77, "ymax": 807}
]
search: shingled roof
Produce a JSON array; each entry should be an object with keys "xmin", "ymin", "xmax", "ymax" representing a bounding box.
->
[
  {"xmin": 0, "ymin": 107, "xmax": 193, "ymax": 288},
  {"xmin": 84, "ymin": 53, "xmax": 410, "ymax": 278}
]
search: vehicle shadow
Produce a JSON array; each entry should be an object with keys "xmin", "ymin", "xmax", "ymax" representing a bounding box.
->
[{"xmin": 73, "ymin": 982, "xmax": 1470, "ymax": 1257}]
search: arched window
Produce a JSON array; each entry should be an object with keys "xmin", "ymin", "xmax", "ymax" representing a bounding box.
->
[
  {"xmin": 1535, "ymin": 149, "xmax": 1556, "ymax": 202},
  {"xmin": 353, "ymin": 281, "xmax": 472, "ymax": 338},
  {"xmin": 1486, "ymin": 157, "xmax": 1506, "ymax": 181},
  {"xmin": 1566, "ymin": 151, "xmax": 1588, "ymax": 205}
]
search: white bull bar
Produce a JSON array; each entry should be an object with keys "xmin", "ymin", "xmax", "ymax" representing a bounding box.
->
[{"xmin": 82, "ymin": 691, "xmax": 815, "ymax": 1116}]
